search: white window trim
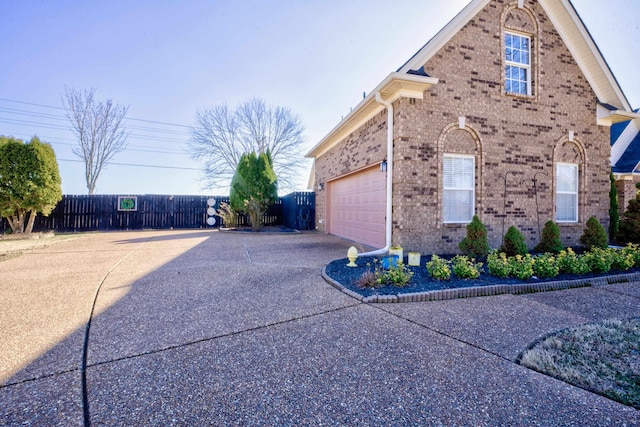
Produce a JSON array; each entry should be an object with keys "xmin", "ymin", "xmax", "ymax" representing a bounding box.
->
[
  {"xmin": 505, "ymin": 31, "xmax": 532, "ymax": 96},
  {"xmin": 443, "ymin": 154, "xmax": 475, "ymax": 224},
  {"xmin": 556, "ymin": 162, "xmax": 579, "ymax": 223}
]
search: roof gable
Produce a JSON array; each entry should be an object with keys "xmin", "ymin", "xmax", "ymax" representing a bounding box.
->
[{"xmin": 397, "ymin": 0, "xmax": 632, "ymax": 112}]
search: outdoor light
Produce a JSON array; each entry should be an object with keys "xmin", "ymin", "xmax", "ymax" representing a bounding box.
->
[
  {"xmin": 380, "ymin": 160, "xmax": 387, "ymax": 172},
  {"xmin": 317, "ymin": 182, "xmax": 324, "ymax": 191},
  {"xmin": 347, "ymin": 246, "xmax": 358, "ymax": 267}
]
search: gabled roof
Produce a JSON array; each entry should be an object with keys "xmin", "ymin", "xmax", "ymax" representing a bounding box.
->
[
  {"xmin": 398, "ymin": 0, "xmax": 632, "ymax": 112},
  {"xmin": 307, "ymin": 0, "xmax": 636, "ymax": 160}
]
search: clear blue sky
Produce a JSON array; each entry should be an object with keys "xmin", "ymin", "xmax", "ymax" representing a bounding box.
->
[{"xmin": 1, "ymin": 0, "xmax": 639, "ymax": 195}]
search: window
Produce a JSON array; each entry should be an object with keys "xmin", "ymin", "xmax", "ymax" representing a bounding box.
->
[
  {"xmin": 443, "ymin": 155, "xmax": 474, "ymax": 223},
  {"xmin": 556, "ymin": 163, "xmax": 578, "ymax": 222},
  {"xmin": 505, "ymin": 32, "xmax": 531, "ymax": 95}
]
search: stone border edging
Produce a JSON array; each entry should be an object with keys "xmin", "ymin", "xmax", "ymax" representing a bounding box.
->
[{"xmin": 321, "ymin": 267, "xmax": 640, "ymax": 303}]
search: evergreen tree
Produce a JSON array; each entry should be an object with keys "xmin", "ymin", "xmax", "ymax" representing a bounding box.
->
[
  {"xmin": 230, "ymin": 150, "xmax": 278, "ymax": 231},
  {"xmin": 579, "ymin": 216, "xmax": 608, "ymax": 250},
  {"xmin": 500, "ymin": 225, "xmax": 528, "ymax": 256},
  {"xmin": 618, "ymin": 182, "xmax": 640, "ymax": 243},
  {"xmin": 459, "ymin": 215, "xmax": 490, "ymax": 258},
  {"xmin": 535, "ymin": 220, "xmax": 564, "ymax": 253},
  {"xmin": 609, "ymin": 173, "xmax": 619, "ymax": 241}
]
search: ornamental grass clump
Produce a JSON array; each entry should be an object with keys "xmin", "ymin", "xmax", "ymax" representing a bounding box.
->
[
  {"xmin": 500, "ymin": 225, "xmax": 528, "ymax": 256},
  {"xmin": 532, "ymin": 253, "xmax": 559, "ymax": 279},
  {"xmin": 451, "ymin": 255, "xmax": 482, "ymax": 279},
  {"xmin": 426, "ymin": 255, "xmax": 451, "ymax": 280},
  {"xmin": 556, "ymin": 248, "xmax": 590, "ymax": 275},
  {"xmin": 508, "ymin": 254, "xmax": 535, "ymax": 280},
  {"xmin": 487, "ymin": 251, "xmax": 511, "ymax": 278}
]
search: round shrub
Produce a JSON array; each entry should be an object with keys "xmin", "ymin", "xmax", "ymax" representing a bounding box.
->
[
  {"xmin": 535, "ymin": 220, "xmax": 563, "ymax": 254},
  {"xmin": 426, "ymin": 255, "xmax": 451, "ymax": 280},
  {"xmin": 459, "ymin": 215, "xmax": 490, "ymax": 258},
  {"xmin": 556, "ymin": 248, "xmax": 590, "ymax": 275},
  {"xmin": 487, "ymin": 251, "xmax": 511, "ymax": 278},
  {"xmin": 500, "ymin": 225, "xmax": 528, "ymax": 256},
  {"xmin": 533, "ymin": 253, "xmax": 559, "ymax": 279},
  {"xmin": 451, "ymin": 255, "xmax": 482, "ymax": 279},
  {"xmin": 508, "ymin": 254, "xmax": 534, "ymax": 280},
  {"xmin": 579, "ymin": 216, "xmax": 608, "ymax": 250}
]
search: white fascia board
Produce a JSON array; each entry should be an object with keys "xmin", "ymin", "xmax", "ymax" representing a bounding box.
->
[
  {"xmin": 306, "ymin": 73, "xmax": 438, "ymax": 159},
  {"xmin": 540, "ymin": 0, "xmax": 631, "ymax": 111}
]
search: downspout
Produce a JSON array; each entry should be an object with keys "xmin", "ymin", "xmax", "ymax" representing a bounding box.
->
[{"xmin": 360, "ymin": 92, "xmax": 393, "ymax": 256}]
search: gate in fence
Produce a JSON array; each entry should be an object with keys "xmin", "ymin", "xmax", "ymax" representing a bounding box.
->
[{"xmin": 0, "ymin": 192, "xmax": 315, "ymax": 233}]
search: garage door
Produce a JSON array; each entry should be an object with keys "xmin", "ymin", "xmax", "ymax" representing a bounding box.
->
[{"xmin": 327, "ymin": 166, "xmax": 386, "ymax": 248}]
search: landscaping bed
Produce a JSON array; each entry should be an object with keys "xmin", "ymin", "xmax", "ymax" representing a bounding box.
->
[{"xmin": 324, "ymin": 253, "xmax": 640, "ymax": 301}]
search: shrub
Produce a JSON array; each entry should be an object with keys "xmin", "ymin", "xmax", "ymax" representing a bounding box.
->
[
  {"xmin": 579, "ymin": 216, "xmax": 608, "ymax": 250},
  {"xmin": 618, "ymin": 183, "xmax": 640, "ymax": 243},
  {"xmin": 583, "ymin": 247, "xmax": 614, "ymax": 273},
  {"xmin": 459, "ymin": 215, "xmax": 490, "ymax": 258},
  {"xmin": 500, "ymin": 226, "xmax": 528, "ymax": 256},
  {"xmin": 556, "ymin": 248, "xmax": 590, "ymax": 275},
  {"xmin": 426, "ymin": 255, "xmax": 451, "ymax": 280},
  {"xmin": 508, "ymin": 254, "xmax": 535, "ymax": 280},
  {"xmin": 535, "ymin": 220, "xmax": 564, "ymax": 254},
  {"xmin": 487, "ymin": 251, "xmax": 511, "ymax": 278},
  {"xmin": 611, "ymin": 246, "xmax": 635, "ymax": 271},
  {"xmin": 382, "ymin": 260, "xmax": 414, "ymax": 287},
  {"xmin": 533, "ymin": 253, "xmax": 560, "ymax": 279},
  {"xmin": 451, "ymin": 255, "xmax": 482, "ymax": 279},
  {"xmin": 625, "ymin": 243, "xmax": 640, "ymax": 267}
]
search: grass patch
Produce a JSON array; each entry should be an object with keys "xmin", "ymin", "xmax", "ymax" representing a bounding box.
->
[{"xmin": 519, "ymin": 317, "xmax": 640, "ymax": 409}]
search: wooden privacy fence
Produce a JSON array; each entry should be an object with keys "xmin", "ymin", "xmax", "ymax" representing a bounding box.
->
[{"xmin": 0, "ymin": 192, "xmax": 315, "ymax": 233}]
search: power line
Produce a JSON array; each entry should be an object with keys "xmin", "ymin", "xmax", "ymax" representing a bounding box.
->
[
  {"xmin": 58, "ymin": 158, "xmax": 201, "ymax": 171},
  {"xmin": 0, "ymin": 97, "xmax": 191, "ymax": 128}
]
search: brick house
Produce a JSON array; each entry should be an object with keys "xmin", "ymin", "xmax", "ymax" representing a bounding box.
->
[
  {"xmin": 306, "ymin": 0, "xmax": 638, "ymax": 254},
  {"xmin": 611, "ymin": 113, "xmax": 640, "ymax": 213}
]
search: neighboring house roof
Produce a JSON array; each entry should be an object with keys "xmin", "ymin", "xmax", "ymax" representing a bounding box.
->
[
  {"xmin": 611, "ymin": 113, "xmax": 640, "ymax": 175},
  {"xmin": 306, "ymin": 0, "xmax": 638, "ymax": 161}
]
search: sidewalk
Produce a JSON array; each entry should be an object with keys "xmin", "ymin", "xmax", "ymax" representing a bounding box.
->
[{"xmin": 1, "ymin": 230, "xmax": 638, "ymax": 426}]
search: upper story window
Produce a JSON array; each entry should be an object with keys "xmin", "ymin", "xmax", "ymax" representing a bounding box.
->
[
  {"xmin": 505, "ymin": 32, "xmax": 531, "ymax": 96},
  {"xmin": 556, "ymin": 163, "xmax": 578, "ymax": 223},
  {"xmin": 443, "ymin": 154, "xmax": 475, "ymax": 223}
]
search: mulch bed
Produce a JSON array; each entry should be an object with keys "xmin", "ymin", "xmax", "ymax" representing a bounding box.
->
[{"xmin": 325, "ymin": 255, "xmax": 640, "ymax": 298}]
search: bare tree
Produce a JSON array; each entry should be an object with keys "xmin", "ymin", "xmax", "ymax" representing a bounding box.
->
[
  {"xmin": 189, "ymin": 98, "xmax": 305, "ymax": 191},
  {"xmin": 62, "ymin": 87, "xmax": 129, "ymax": 194}
]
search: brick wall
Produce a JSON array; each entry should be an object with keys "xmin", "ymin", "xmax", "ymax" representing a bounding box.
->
[{"xmin": 315, "ymin": 0, "xmax": 612, "ymax": 254}]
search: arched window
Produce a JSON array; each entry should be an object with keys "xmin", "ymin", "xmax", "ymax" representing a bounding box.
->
[{"xmin": 502, "ymin": 3, "xmax": 538, "ymax": 97}]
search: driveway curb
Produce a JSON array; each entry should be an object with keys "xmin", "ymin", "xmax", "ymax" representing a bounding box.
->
[{"xmin": 322, "ymin": 266, "xmax": 640, "ymax": 303}]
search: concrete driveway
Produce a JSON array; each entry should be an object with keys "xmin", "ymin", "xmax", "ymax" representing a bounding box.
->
[{"xmin": 0, "ymin": 230, "xmax": 638, "ymax": 426}]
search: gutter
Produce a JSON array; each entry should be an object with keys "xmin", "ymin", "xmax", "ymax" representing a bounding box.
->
[{"xmin": 360, "ymin": 92, "xmax": 394, "ymax": 257}]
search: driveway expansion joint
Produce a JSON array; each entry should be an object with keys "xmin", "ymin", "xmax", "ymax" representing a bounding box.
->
[{"xmin": 86, "ymin": 303, "xmax": 362, "ymax": 370}]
